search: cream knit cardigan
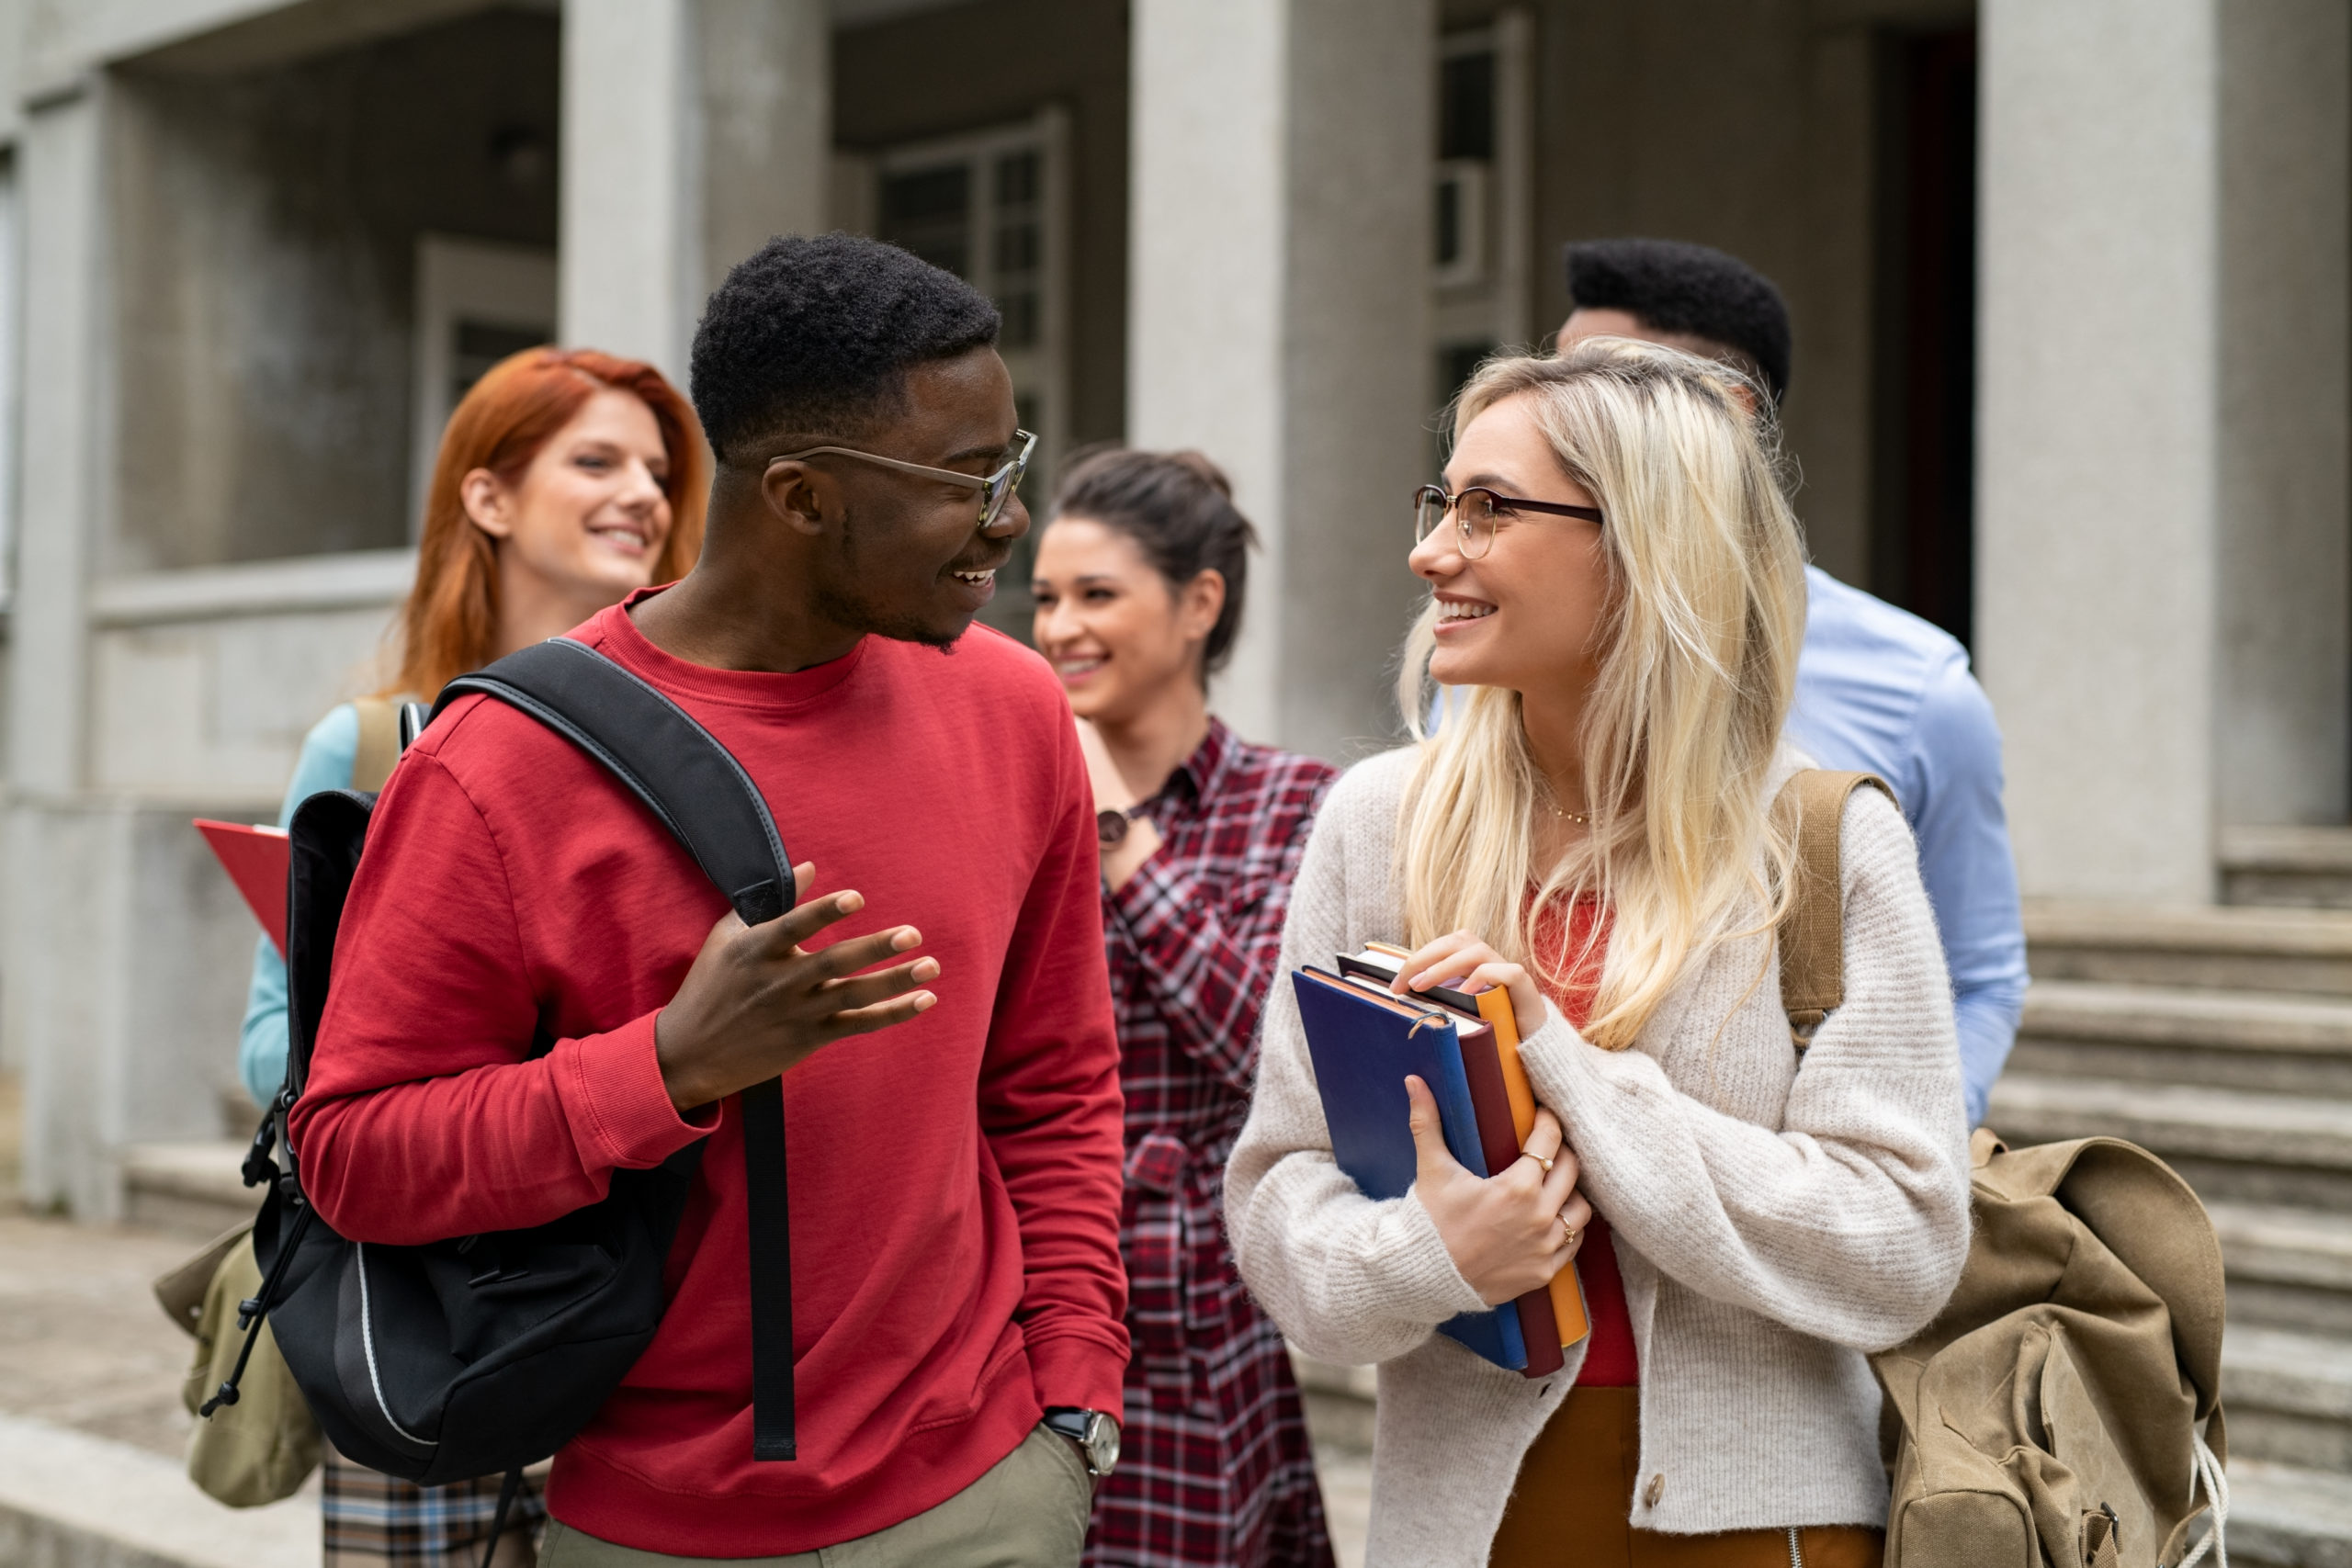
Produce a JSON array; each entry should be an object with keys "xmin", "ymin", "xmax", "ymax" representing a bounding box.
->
[{"xmin": 1225, "ymin": 746, "xmax": 1971, "ymax": 1565}]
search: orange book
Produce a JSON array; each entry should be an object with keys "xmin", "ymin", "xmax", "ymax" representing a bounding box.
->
[
  {"xmin": 1362, "ymin": 942, "xmax": 1591, "ymax": 1348},
  {"xmin": 195, "ymin": 819, "xmax": 292, "ymax": 957}
]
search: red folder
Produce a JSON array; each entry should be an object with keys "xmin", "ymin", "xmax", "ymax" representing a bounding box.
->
[{"xmin": 195, "ymin": 819, "xmax": 291, "ymax": 956}]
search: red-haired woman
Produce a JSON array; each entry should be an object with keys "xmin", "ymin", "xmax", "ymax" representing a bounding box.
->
[{"xmin": 235, "ymin": 346, "xmax": 704, "ymax": 1567}]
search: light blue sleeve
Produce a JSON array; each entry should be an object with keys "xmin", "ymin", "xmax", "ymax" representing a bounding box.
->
[
  {"xmin": 236, "ymin": 704, "xmax": 362, "ymax": 1109},
  {"xmin": 1906, "ymin": 655, "xmax": 2030, "ymax": 1127}
]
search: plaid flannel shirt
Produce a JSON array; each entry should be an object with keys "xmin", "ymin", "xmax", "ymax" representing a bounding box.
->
[{"xmin": 1085, "ymin": 719, "xmax": 1338, "ymax": 1568}]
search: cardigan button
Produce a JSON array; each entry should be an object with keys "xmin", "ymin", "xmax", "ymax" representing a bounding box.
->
[{"xmin": 1643, "ymin": 1473, "xmax": 1665, "ymax": 1508}]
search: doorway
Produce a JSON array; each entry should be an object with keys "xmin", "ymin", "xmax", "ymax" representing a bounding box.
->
[{"xmin": 1870, "ymin": 27, "xmax": 1978, "ymax": 647}]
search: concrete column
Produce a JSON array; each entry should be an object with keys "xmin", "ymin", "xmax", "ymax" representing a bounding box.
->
[
  {"xmin": 559, "ymin": 0, "xmax": 829, "ymax": 379},
  {"xmin": 1127, "ymin": 0, "xmax": 1434, "ymax": 759},
  {"xmin": 1976, "ymin": 0, "xmax": 2222, "ymax": 902},
  {"xmin": 9, "ymin": 85, "xmax": 103, "ymax": 799},
  {"xmin": 2215, "ymin": 0, "xmax": 2349, "ymax": 826},
  {"xmin": 7, "ymin": 82, "xmax": 118, "ymax": 1213},
  {"xmin": 695, "ymin": 0, "xmax": 830, "ymax": 299}
]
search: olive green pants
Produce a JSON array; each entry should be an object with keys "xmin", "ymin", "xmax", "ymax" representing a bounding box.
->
[{"xmin": 537, "ymin": 1425, "xmax": 1092, "ymax": 1568}]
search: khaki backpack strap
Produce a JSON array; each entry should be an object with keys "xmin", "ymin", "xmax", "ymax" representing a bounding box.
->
[
  {"xmin": 347, "ymin": 697, "xmax": 404, "ymax": 794},
  {"xmin": 1771, "ymin": 769, "xmax": 1895, "ymax": 1051}
]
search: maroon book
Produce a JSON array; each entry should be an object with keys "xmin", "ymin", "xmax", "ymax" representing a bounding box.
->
[{"xmin": 1453, "ymin": 1023, "xmax": 1567, "ymax": 1378}]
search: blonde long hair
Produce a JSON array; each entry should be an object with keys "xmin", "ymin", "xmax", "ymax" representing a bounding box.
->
[{"xmin": 1395, "ymin": 339, "xmax": 1808, "ymax": 1049}]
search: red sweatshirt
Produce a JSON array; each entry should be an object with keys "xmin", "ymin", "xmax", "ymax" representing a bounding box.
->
[{"xmin": 291, "ymin": 599, "xmax": 1129, "ymax": 1556}]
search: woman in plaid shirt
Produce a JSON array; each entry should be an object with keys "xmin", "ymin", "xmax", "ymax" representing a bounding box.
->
[{"xmin": 1033, "ymin": 449, "xmax": 1339, "ymax": 1568}]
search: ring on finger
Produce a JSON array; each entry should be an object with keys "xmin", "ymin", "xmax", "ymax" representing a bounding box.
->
[
  {"xmin": 1518, "ymin": 1149, "xmax": 1554, "ymax": 1175},
  {"xmin": 1559, "ymin": 1213, "xmax": 1578, "ymax": 1247}
]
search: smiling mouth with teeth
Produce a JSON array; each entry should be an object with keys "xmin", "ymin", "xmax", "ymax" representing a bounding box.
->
[
  {"xmin": 1437, "ymin": 600, "xmax": 1497, "ymax": 622},
  {"xmin": 952, "ymin": 569, "xmax": 997, "ymax": 588}
]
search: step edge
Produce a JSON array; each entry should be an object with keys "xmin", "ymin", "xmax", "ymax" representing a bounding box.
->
[{"xmin": 0, "ymin": 1411, "xmax": 315, "ymax": 1568}]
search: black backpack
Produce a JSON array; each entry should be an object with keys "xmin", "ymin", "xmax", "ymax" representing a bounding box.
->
[{"xmin": 204, "ymin": 638, "xmax": 802, "ymax": 1549}]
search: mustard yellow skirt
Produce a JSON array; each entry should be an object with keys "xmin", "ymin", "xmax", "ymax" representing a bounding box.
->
[{"xmin": 1488, "ymin": 1387, "xmax": 1884, "ymax": 1568}]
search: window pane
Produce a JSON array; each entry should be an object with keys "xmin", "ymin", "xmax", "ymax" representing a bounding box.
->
[
  {"xmin": 1440, "ymin": 51, "xmax": 1496, "ymax": 161},
  {"xmin": 879, "ymin": 164, "xmax": 973, "ymax": 277},
  {"xmin": 1000, "ymin": 290, "xmax": 1039, "ymax": 349},
  {"xmin": 994, "ymin": 220, "xmax": 1040, "ymax": 276},
  {"xmin": 995, "ymin": 150, "xmax": 1040, "ymax": 209},
  {"xmin": 1435, "ymin": 179, "xmax": 1462, "ymax": 265}
]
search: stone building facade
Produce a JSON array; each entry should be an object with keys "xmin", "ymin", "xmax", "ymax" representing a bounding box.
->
[{"xmin": 0, "ymin": 0, "xmax": 2339, "ymax": 1228}]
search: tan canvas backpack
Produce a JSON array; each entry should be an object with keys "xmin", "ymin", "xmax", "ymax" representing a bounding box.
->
[
  {"xmin": 1775, "ymin": 770, "xmax": 2228, "ymax": 1568},
  {"xmin": 1867, "ymin": 1131, "xmax": 2228, "ymax": 1568}
]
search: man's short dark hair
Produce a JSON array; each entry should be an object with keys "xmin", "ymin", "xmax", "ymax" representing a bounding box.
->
[
  {"xmin": 690, "ymin": 232, "xmax": 1001, "ymax": 462},
  {"xmin": 1564, "ymin": 238, "xmax": 1792, "ymax": 402}
]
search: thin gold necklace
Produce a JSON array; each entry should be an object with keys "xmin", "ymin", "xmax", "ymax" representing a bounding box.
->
[{"xmin": 1542, "ymin": 788, "xmax": 1591, "ymax": 827}]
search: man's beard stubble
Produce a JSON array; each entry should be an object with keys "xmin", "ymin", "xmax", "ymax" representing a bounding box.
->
[{"xmin": 808, "ymin": 506, "xmax": 967, "ymax": 653}]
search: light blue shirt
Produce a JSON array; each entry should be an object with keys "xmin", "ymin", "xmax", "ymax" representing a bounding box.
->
[
  {"xmin": 1788, "ymin": 565, "xmax": 2027, "ymax": 1126},
  {"xmin": 236, "ymin": 703, "xmax": 361, "ymax": 1107}
]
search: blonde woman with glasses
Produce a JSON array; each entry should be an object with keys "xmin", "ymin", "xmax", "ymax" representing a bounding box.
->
[{"xmin": 1225, "ymin": 340, "xmax": 1970, "ymax": 1567}]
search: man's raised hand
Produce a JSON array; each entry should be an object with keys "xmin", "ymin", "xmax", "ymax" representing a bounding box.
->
[{"xmin": 654, "ymin": 862, "xmax": 939, "ymax": 1111}]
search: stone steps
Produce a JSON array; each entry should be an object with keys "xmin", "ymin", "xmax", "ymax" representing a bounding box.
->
[
  {"xmin": 2026, "ymin": 899, "xmax": 2352, "ymax": 998},
  {"xmin": 120, "ymin": 1142, "xmax": 256, "ymax": 1238},
  {"xmin": 2013, "ymin": 979, "xmax": 2352, "ymax": 1098},
  {"xmin": 2226, "ymin": 1325, "xmax": 2352, "ymax": 1472},
  {"xmin": 1987, "ymin": 1072, "xmax": 2352, "ymax": 1210},
  {"xmin": 2226, "ymin": 826, "xmax": 2352, "ymax": 912},
  {"xmin": 2233, "ymin": 1460, "xmax": 2352, "ymax": 1568},
  {"xmin": 2210, "ymin": 1201, "xmax": 2352, "ymax": 1337}
]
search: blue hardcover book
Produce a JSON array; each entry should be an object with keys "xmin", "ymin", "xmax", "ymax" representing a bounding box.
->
[{"xmin": 1290, "ymin": 966, "xmax": 1529, "ymax": 1372}]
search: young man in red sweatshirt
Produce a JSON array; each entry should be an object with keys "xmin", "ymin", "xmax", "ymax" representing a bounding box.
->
[{"xmin": 292, "ymin": 234, "xmax": 1129, "ymax": 1564}]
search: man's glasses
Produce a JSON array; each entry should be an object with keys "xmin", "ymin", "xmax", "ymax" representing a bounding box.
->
[
  {"xmin": 1413, "ymin": 483, "xmax": 1605, "ymax": 560},
  {"xmin": 772, "ymin": 429, "xmax": 1037, "ymax": 530}
]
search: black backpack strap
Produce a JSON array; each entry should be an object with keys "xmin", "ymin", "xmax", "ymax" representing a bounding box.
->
[
  {"xmin": 431, "ymin": 638, "xmax": 791, "ymax": 925},
  {"xmin": 430, "ymin": 637, "xmax": 797, "ymax": 1461}
]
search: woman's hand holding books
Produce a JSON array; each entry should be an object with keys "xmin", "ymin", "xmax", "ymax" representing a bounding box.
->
[
  {"xmin": 1389, "ymin": 931, "xmax": 1546, "ymax": 1037},
  {"xmin": 1406, "ymin": 1077, "xmax": 1591, "ymax": 1306}
]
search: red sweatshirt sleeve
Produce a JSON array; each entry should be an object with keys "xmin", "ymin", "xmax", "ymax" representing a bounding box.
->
[
  {"xmin": 289, "ymin": 748, "xmax": 710, "ymax": 1244},
  {"xmin": 978, "ymin": 718, "xmax": 1131, "ymax": 1416}
]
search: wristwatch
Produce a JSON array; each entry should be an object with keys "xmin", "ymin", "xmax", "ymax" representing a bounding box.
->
[
  {"xmin": 1042, "ymin": 1405, "xmax": 1121, "ymax": 1477},
  {"xmin": 1096, "ymin": 805, "xmax": 1146, "ymax": 847}
]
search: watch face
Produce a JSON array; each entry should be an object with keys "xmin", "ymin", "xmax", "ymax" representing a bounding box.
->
[
  {"xmin": 1082, "ymin": 1411, "xmax": 1121, "ymax": 1476},
  {"xmin": 1096, "ymin": 808, "xmax": 1130, "ymax": 847}
]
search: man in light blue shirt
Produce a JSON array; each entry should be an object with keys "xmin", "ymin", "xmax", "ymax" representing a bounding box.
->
[{"xmin": 1557, "ymin": 237, "xmax": 2027, "ymax": 1123}]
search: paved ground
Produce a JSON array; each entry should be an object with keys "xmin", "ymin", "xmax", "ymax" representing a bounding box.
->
[
  {"xmin": 0, "ymin": 1204, "xmax": 204, "ymax": 1460},
  {"xmin": 0, "ymin": 1069, "xmax": 194, "ymax": 1457},
  {"xmin": 1316, "ymin": 1445, "xmax": 1372, "ymax": 1568}
]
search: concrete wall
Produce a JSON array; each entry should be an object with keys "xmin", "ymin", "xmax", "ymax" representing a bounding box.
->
[
  {"xmin": 4, "ymin": 1, "xmax": 536, "ymax": 1213},
  {"xmin": 109, "ymin": 6, "xmax": 559, "ymax": 571},
  {"xmin": 12, "ymin": 796, "xmax": 271, "ymax": 1215},
  {"xmin": 11, "ymin": 550, "xmax": 409, "ymax": 1212},
  {"xmin": 87, "ymin": 555, "xmax": 413, "ymax": 803}
]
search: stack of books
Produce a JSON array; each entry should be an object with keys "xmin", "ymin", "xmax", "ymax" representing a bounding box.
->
[{"xmin": 1292, "ymin": 943, "xmax": 1589, "ymax": 1376}]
